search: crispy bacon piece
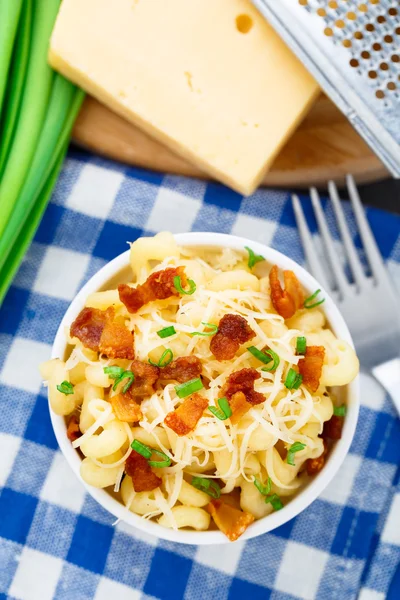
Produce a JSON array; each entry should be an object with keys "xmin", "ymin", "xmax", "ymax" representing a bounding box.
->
[
  {"xmin": 159, "ymin": 356, "xmax": 202, "ymax": 383},
  {"xmin": 269, "ymin": 265, "xmax": 304, "ymax": 319},
  {"xmin": 207, "ymin": 499, "xmax": 255, "ymax": 541},
  {"xmin": 129, "ymin": 360, "xmax": 159, "ymax": 397},
  {"xmin": 111, "ymin": 393, "xmax": 143, "ymax": 423},
  {"xmin": 70, "ymin": 307, "xmax": 134, "ymax": 359},
  {"xmin": 229, "ymin": 391, "xmax": 252, "ymax": 425},
  {"xmin": 66, "ymin": 415, "xmax": 81, "ymax": 442},
  {"xmin": 298, "ymin": 345, "xmax": 325, "ymax": 392},
  {"xmin": 306, "ymin": 441, "xmax": 328, "ymax": 475},
  {"xmin": 164, "ymin": 393, "xmax": 208, "ymax": 436},
  {"xmin": 125, "ymin": 450, "xmax": 161, "ymax": 492},
  {"xmin": 118, "ymin": 267, "xmax": 187, "ymax": 313},
  {"xmin": 222, "ymin": 368, "xmax": 265, "ymax": 406},
  {"xmin": 322, "ymin": 415, "xmax": 343, "ymax": 440},
  {"xmin": 210, "ymin": 314, "xmax": 255, "ymax": 361}
]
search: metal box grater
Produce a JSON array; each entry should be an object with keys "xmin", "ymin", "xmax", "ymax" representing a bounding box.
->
[{"xmin": 251, "ymin": 0, "xmax": 400, "ymax": 177}]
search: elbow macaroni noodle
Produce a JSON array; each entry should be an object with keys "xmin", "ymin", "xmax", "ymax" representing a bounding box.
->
[{"xmin": 42, "ymin": 232, "xmax": 359, "ymax": 533}]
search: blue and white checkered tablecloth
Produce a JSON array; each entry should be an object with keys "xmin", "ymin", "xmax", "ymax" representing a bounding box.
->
[{"xmin": 1, "ymin": 149, "xmax": 399, "ymax": 600}]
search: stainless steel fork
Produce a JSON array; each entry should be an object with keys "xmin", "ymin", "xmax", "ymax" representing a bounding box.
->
[{"xmin": 292, "ymin": 175, "xmax": 400, "ymax": 415}]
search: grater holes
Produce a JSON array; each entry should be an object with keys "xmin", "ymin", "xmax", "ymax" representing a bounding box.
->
[{"xmin": 297, "ymin": 0, "xmax": 400, "ymax": 106}]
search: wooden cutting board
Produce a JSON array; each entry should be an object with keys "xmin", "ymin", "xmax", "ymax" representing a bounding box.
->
[{"xmin": 72, "ymin": 94, "xmax": 388, "ymax": 189}]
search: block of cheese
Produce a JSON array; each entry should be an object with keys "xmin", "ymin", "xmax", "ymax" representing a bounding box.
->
[{"xmin": 49, "ymin": 0, "xmax": 318, "ymax": 195}]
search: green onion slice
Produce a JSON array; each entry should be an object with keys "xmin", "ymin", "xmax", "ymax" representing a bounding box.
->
[
  {"xmin": 131, "ymin": 441, "xmax": 171, "ymax": 467},
  {"xmin": 104, "ymin": 366, "xmax": 125, "ymax": 379},
  {"xmin": 304, "ymin": 289, "xmax": 325, "ymax": 309},
  {"xmin": 148, "ymin": 449, "xmax": 172, "ymax": 468},
  {"xmin": 253, "ymin": 476, "xmax": 272, "ymax": 496},
  {"xmin": 287, "ymin": 441, "xmax": 306, "ymax": 466},
  {"xmin": 296, "ymin": 336, "xmax": 307, "ymax": 355},
  {"xmin": 333, "ymin": 405, "xmax": 347, "ymax": 417},
  {"xmin": 191, "ymin": 476, "xmax": 221, "ymax": 499},
  {"xmin": 190, "ymin": 322, "xmax": 218, "ymax": 337},
  {"xmin": 174, "ymin": 275, "xmax": 196, "ymax": 295},
  {"xmin": 284, "ymin": 368, "xmax": 303, "ymax": 390},
  {"xmin": 131, "ymin": 439, "xmax": 152, "ymax": 459},
  {"xmin": 149, "ymin": 349, "xmax": 174, "ymax": 368},
  {"xmin": 264, "ymin": 494, "xmax": 283, "ymax": 511},
  {"xmin": 157, "ymin": 326, "xmax": 176, "ymax": 339},
  {"xmin": 245, "ymin": 246, "xmax": 265, "ymax": 269},
  {"xmin": 249, "ymin": 346, "xmax": 280, "ymax": 372},
  {"xmin": 208, "ymin": 397, "xmax": 232, "ymax": 420},
  {"xmin": 111, "ymin": 370, "xmax": 135, "ymax": 393},
  {"xmin": 175, "ymin": 377, "xmax": 203, "ymax": 398},
  {"xmin": 56, "ymin": 380, "xmax": 74, "ymax": 395}
]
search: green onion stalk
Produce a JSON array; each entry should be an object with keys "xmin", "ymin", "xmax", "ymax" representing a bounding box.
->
[
  {"xmin": 0, "ymin": 0, "xmax": 24, "ymax": 120},
  {"xmin": 0, "ymin": 0, "xmax": 32, "ymax": 174}
]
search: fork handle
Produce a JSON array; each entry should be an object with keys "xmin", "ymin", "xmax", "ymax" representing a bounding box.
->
[{"xmin": 372, "ymin": 359, "xmax": 400, "ymax": 417}]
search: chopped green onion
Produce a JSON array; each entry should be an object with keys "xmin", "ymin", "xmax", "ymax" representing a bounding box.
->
[
  {"xmin": 104, "ymin": 366, "xmax": 125, "ymax": 378},
  {"xmin": 191, "ymin": 476, "xmax": 221, "ymax": 499},
  {"xmin": 56, "ymin": 380, "xmax": 74, "ymax": 395},
  {"xmin": 148, "ymin": 449, "xmax": 172, "ymax": 468},
  {"xmin": 112, "ymin": 370, "xmax": 135, "ymax": 393},
  {"xmin": 173, "ymin": 275, "xmax": 196, "ymax": 295},
  {"xmin": 245, "ymin": 246, "xmax": 265, "ymax": 269},
  {"xmin": 264, "ymin": 494, "xmax": 283, "ymax": 511},
  {"xmin": 131, "ymin": 441, "xmax": 171, "ymax": 467},
  {"xmin": 296, "ymin": 336, "xmax": 307, "ymax": 355},
  {"xmin": 261, "ymin": 349, "xmax": 280, "ymax": 372},
  {"xmin": 104, "ymin": 365, "xmax": 135, "ymax": 392},
  {"xmin": 208, "ymin": 397, "xmax": 232, "ymax": 420},
  {"xmin": 157, "ymin": 326, "xmax": 176, "ymax": 339},
  {"xmin": 334, "ymin": 405, "xmax": 347, "ymax": 417},
  {"xmin": 175, "ymin": 377, "xmax": 203, "ymax": 398},
  {"xmin": 304, "ymin": 289, "xmax": 325, "ymax": 309},
  {"xmin": 131, "ymin": 439, "xmax": 152, "ymax": 459},
  {"xmin": 249, "ymin": 346, "xmax": 280, "ymax": 372},
  {"xmin": 284, "ymin": 369, "xmax": 303, "ymax": 390},
  {"xmin": 149, "ymin": 349, "xmax": 174, "ymax": 368},
  {"xmin": 253, "ymin": 477, "xmax": 272, "ymax": 496},
  {"xmin": 287, "ymin": 441, "xmax": 306, "ymax": 466},
  {"xmin": 190, "ymin": 322, "xmax": 218, "ymax": 337}
]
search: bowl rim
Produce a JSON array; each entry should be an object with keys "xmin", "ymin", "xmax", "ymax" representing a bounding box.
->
[{"xmin": 50, "ymin": 231, "xmax": 360, "ymax": 545}]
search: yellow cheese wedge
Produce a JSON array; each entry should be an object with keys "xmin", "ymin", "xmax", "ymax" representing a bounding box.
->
[{"xmin": 49, "ymin": 0, "xmax": 318, "ymax": 195}]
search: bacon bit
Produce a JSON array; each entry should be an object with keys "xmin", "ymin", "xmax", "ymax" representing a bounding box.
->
[
  {"xmin": 269, "ymin": 265, "xmax": 304, "ymax": 319},
  {"xmin": 229, "ymin": 391, "xmax": 252, "ymax": 425},
  {"xmin": 118, "ymin": 267, "xmax": 187, "ymax": 313},
  {"xmin": 222, "ymin": 368, "xmax": 265, "ymax": 406},
  {"xmin": 159, "ymin": 356, "xmax": 202, "ymax": 383},
  {"xmin": 298, "ymin": 345, "xmax": 325, "ymax": 392},
  {"xmin": 164, "ymin": 393, "xmax": 208, "ymax": 436},
  {"xmin": 99, "ymin": 310, "xmax": 135, "ymax": 359},
  {"xmin": 306, "ymin": 440, "xmax": 328, "ymax": 475},
  {"xmin": 70, "ymin": 307, "xmax": 106, "ymax": 351},
  {"xmin": 66, "ymin": 415, "xmax": 81, "ymax": 442},
  {"xmin": 111, "ymin": 393, "xmax": 143, "ymax": 422},
  {"xmin": 207, "ymin": 499, "xmax": 255, "ymax": 541},
  {"xmin": 125, "ymin": 450, "xmax": 161, "ymax": 492},
  {"xmin": 70, "ymin": 307, "xmax": 134, "ymax": 359},
  {"xmin": 129, "ymin": 360, "xmax": 159, "ymax": 397},
  {"xmin": 210, "ymin": 314, "xmax": 255, "ymax": 361},
  {"xmin": 322, "ymin": 415, "xmax": 344, "ymax": 440}
]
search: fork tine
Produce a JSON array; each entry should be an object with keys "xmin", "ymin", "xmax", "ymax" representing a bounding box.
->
[
  {"xmin": 309, "ymin": 187, "xmax": 350, "ymax": 297},
  {"xmin": 328, "ymin": 180, "xmax": 368, "ymax": 289},
  {"xmin": 346, "ymin": 175, "xmax": 386, "ymax": 282},
  {"xmin": 291, "ymin": 194, "xmax": 331, "ymax": 292}
]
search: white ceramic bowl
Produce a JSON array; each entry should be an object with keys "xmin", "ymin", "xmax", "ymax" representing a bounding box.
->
[{"xmin": 51, "ymin": 232, "xmax": 359, "ymax": 544}]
